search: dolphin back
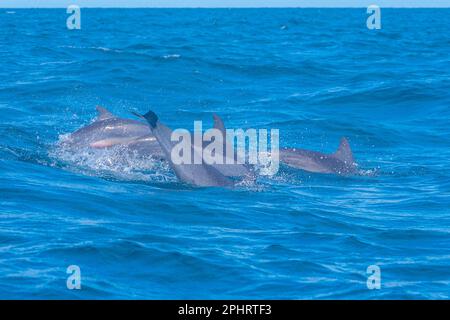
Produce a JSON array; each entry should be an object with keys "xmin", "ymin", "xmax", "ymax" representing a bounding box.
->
[{"xmin": 333, "ymin": 137, "xmax": 354, "ymax": 165}]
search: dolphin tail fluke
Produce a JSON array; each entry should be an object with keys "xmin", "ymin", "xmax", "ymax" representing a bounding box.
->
[
  {"xmin": 142, "ymin": 110, "xmax": 158, "ymax": 128},
  {"xmin": 334, "ymin": 137, "xmax": 354, "ymax": 164},
  {"xmin": 131, "ymin": 110, "xmax": 158, "ymax": 129},
  {"xmin": 96, "ymin": 106, "xmax": 115, "ymax": 121}
]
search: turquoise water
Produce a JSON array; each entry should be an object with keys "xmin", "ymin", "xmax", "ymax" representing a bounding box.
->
[{"xmin": 0, "ymin": 8, "xmax": 449, "ymax": 299}]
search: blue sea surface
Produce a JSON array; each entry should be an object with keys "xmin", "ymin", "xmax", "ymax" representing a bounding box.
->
[{"xmin": 0, "ymin": 8, "xmax": 449, "ymax": 299}]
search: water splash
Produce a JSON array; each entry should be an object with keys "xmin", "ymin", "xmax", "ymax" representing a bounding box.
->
[{"xmin": 49, "ymin": 134, "xmax": 177, "ymax": 183}]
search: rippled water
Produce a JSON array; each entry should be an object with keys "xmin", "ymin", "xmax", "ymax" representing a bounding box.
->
[{"xmin": 0, "ymin": 9, "xmax": 449, "ymax": 299}]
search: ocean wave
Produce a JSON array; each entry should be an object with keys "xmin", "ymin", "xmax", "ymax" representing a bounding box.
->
[{"xmin": 1, "ymin": 8, "xmax": 449, "ymax": 299}]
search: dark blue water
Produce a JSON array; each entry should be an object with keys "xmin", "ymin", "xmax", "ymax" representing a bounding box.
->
[{"xmin": 0, "ymin": 8, "xmax": 449, "ymax": 299}]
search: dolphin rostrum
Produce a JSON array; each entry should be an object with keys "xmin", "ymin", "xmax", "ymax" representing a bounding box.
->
[
  {"xmin": 279, "ymin": 138, "xmax": 357, "ymax": 175},
  {"xmin": 133, "ymin": 110, "xmax": 234, "ymax": 187}
]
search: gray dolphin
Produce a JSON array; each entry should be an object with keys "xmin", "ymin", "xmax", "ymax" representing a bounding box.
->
[
  {"xmin": 133, "ymin": 110, "xmax": 234, "ymax": 187},
  {"xmin": 62, "ymin": 106, "xmax": 164, "ymax": 157},
  {"xmin": 279, "ymin": 138, "xmax": 357, "ymax": 175},
  {"xmin": 64, "ymin": 106, "xmax": 153, "ymax": 147}
]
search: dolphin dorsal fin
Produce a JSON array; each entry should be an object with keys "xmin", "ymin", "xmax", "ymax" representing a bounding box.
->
[
  {"xmin": 212, "ymin": 113, "xmax": 226, "ymax": 137},
  {"xmin": 334, "ymin": 137, "xmax": 354, "ymax": 164},
  {"xmin": 96, "ymin": 105, "xmax": 115, "ymax": 121}
]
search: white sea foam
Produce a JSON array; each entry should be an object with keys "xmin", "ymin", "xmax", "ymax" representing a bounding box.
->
[
  {"xmin": 163, "ymin": 54, "xmax": 181, "ymax": 59},
  {"xmin": 49, "ymin": 135, "xmax": 176, "ymax": 183},
  {"xmin": 58, "ymin": 45, "xmax": 122, "ymax": 53},
  {"xmin": 40, "ymin": 61, "xmax": 75, "ymax": 66}
]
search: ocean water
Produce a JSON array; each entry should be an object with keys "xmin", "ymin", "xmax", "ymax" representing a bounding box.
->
[{"xmin": 0, "ymin": 8, "xmax": 449, "ymax": 299}]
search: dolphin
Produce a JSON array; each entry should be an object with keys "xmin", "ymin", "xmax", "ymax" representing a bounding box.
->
[
  {"xmin": 279, "ymin": 138, "xmax": 357, "ymax": 175},
  {"xmin": 64, "ymin": 106, "xmax": 153, "ymax": 147},
  {"xmin": 61, "ymin": 106, "xmax": 164, "ymax": 158},
  {"xmin": 133, "ymin": 110, "xmax": 234, "ymax": 187}
]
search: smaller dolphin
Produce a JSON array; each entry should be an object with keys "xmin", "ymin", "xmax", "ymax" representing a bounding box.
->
[
  {"xmin": 64, "ymin": 106, "xmax": 152, "ymax": 147},
  {"xmin": 62, "ymin": 106, "xmax": 164, "ymax": 157},
  {"xmin": 280, "ymin": 138, "xmax": 357, "ymax": 175},
  {"xmin": 133, "ymin": 110, "xmax": 234, "ymax": 187}
]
